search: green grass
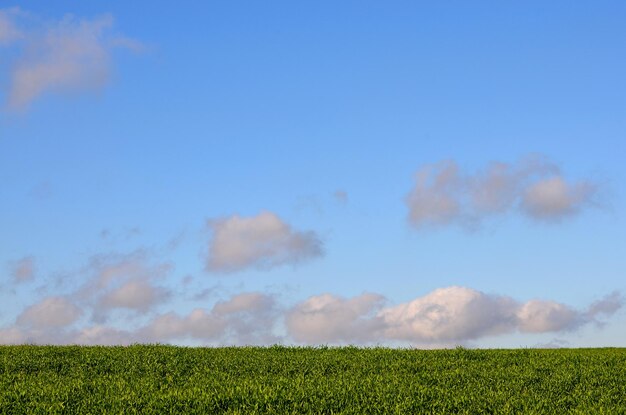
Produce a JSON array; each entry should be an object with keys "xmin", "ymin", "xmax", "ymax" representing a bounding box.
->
[{"xmin": 1, "ymin": 346, "xmax": 625, "ymax": 414}]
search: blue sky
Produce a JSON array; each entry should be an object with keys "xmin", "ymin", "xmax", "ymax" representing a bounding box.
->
[{"xmin": 1, "ymin": 1, "xmax": 625, "ymax": 347}]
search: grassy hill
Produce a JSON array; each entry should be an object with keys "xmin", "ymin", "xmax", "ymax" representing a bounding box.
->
[{"xmin": 1, "ymin": 345, "xmax": 625, "ymax": 414}]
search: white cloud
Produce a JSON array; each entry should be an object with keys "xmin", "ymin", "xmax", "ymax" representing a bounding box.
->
[
  {"xmin": 1, "ymin": 286, "xmax": 621, "ymax": 346},
  {"xmin": 206, "ymin": 211, "xmax": 323, "ymax": 273},
  {"xmin": 380, "ymin": 287, "xmax": 519, "ymax": 342},
  {"xmin": 406, "ymin": 160, "xmax": 463, "ymax": 228},
  {"xmin": 406, "ymin": 155, "xmax": 598, "ymax": 230},
  {"xmin": 213, "ymin": 292, "xmax": 280, "ymax": 344},
  {"xmin": 286, "ymin": 293, "xmax": 385, "ymax": 343},
  {"xmin": 16, "ymin": 296, "xmax": 82, "ymax": 329},
  {"xmin": 0, "ymin": 9, "xmax": 140, "ymax": 109},
  {"xmin": 287, "ymin": 287, "xmax": 622, "ymax": 345},
  {"xmin": 521, "ymin": 177, "xmax": 597, "ymax": 220},
  {"xmin": 10, "ymin": 256, "xmax": 36, "ymax": 283},
  {"xmin": 516, "ymin": 300, "xmax": 579, "ymax": 333}
]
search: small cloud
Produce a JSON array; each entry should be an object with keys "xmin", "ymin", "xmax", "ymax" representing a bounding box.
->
[
  {"xmin": 16, "ymin": 296, "xmax": 82, "ymax": 328},
  {"xmin": 333, "ymin": 190, "xmax": 348, "ymax": 204},
  {"xmin": 206, "ymin": 211, "xmax": 323, "ymax": 273},
  {"xmin": 406, "ymin": 155, "xmax": 599, "ymax": 230},
  {"xmin": 74, "ymin": 251, "xmax": 173, "ymax": 322},
  {"xmin": 10, "ymin": 256, "xmax": 36, "ymax": 283},
  {"xmin": 97, "ymin": 279, "xmax": 170, "ymax": 313}
]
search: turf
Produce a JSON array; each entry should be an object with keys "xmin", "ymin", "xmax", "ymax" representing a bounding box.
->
[{"xmin": 0, "ymin": 345, "xmax": 625, "ymax": 414}]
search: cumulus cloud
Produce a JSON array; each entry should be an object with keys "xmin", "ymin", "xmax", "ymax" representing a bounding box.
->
[
  {"xmin": 406, "ymin": 155, "xmax": 598, "ymax": 230},
  {"xmin": 516, "ymin": 300, "xmax": 579, "ymax": 333},
  {"xmin": 10, "ymin": 256, "xmax": 36, "ymax": 283},
  {"xmin": 0, "ymin": 8, "xmax": 140, "ymax": 109},
  {"xmin": 521, "ymin": 177, "xmax": 597, "ymax": 221},
  {"xmin": 75, "ymin": 252, "xmax": 172, "ymax": 321},
  {"xmin": 286, "ymin": 293, "xmax": 385, "ymax": 343},
  {"xmin": 287, "ymin": 287, "xmax": 623, "ymax": 345},
  {"xmin": 380, "ymin": 287, "xmax": 519, "ymax": 342},
  {"xmin": 1, "ymin": 291, "xmax": 280, "ymax": 346},
  {"xmin": 206, "ymin": 211, "xmax": 323, "ymax": 273},
  {"xmin": 16, "ymin": 296, "xmax": 82, "ymax": 329},
  {"xmin": 142, "ymin": 292, "xmax": 279, "ymax": 344}
]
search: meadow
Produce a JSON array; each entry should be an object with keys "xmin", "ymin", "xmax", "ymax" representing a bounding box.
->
[{"xmin": 0, "ymin": 345, "xmax": 625, "ymax": 414}]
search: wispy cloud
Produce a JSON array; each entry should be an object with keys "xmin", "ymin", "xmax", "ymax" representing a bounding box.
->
[
  {"xmin": 333, "ymin": 190, "xmax": 348, "ymax": 204},
  {"xmin": 206, "ymin": 211, "xmax": 323, "ymax": 273},
  {"xmin": 0, "ymin": 8, "xmax": 140, "ymax": 109},
  {"xmin": 75, "ymin": 252, "xmax": 172, "ymax": 322},
  {"xmin": 0, "ymin": 7, "xmax": 22, "ymax": 45},
  {"xmin": 9, "ymin": 256, "xmax": 36, "ymax": 283},
  {"xmin": 142, "ymin": 292, "xmax": 280, "ymax": 345},
  {"xmin": 406, "ymin": 155, "xmax": 599, "ymax": 230}
]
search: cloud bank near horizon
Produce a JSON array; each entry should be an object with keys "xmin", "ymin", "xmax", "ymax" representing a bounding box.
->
[{"xmin": 1, "ymin": 285, "xmax": 621, "ymax": 347}]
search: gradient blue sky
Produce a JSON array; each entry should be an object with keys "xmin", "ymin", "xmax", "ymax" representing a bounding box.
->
[{"xmin": 1, "ymin": 1, "xmax": 625, "ymax": 347}]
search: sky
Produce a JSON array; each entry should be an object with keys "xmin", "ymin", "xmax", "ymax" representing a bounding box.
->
[{"xmin": 1, "ymin": 1, "xmax": 625, "ymax": 348}]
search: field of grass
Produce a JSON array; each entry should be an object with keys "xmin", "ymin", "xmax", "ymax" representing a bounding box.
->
[{"xmin": 0, "ymin": 345, "xmax": 625, "ymax": 414}]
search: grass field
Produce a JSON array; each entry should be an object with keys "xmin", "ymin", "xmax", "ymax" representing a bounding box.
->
[{"xmin": 1, "ymin": 346, "xmax": 625, "ymax": 414}]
